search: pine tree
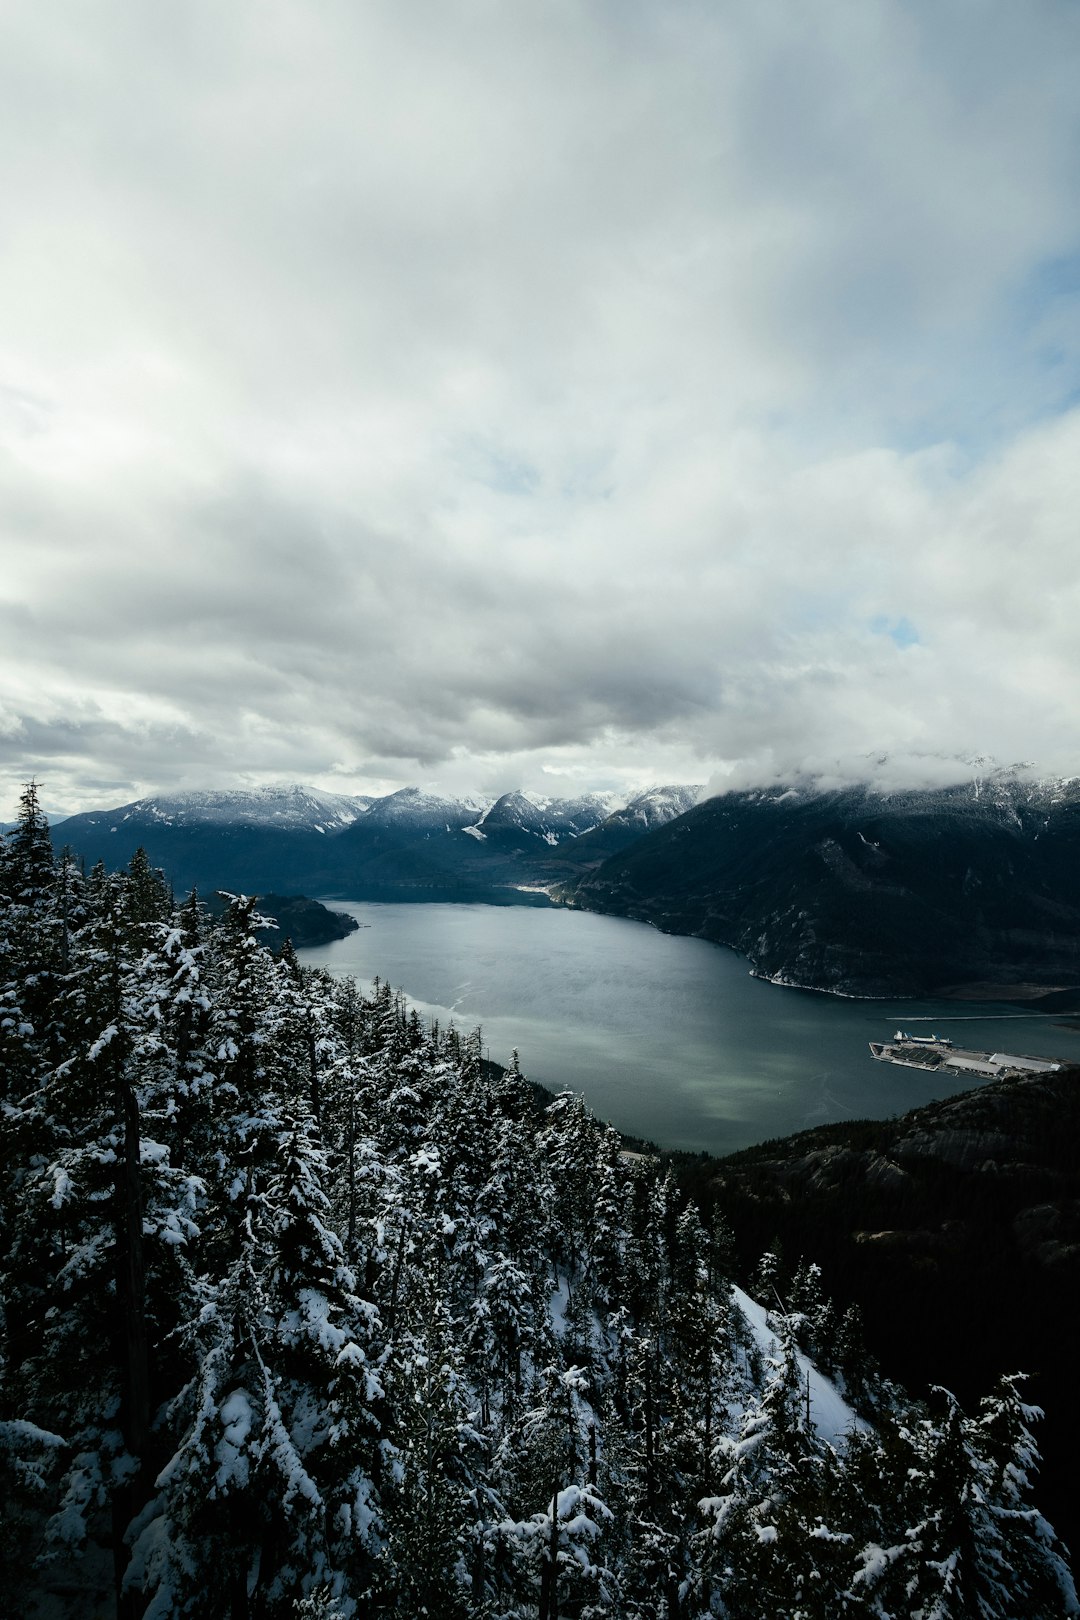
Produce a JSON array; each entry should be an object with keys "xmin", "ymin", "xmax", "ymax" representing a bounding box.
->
[
  {"xmin": 751, "ymin": 1240, "xmax": 785, "ymax": 1310},
  {"xmin": 855, "ymin": 1385, "xmax": 1080, "ymax": 1620},
  {"xmin": 380, "ymin": 1264, "xmax": 474, "ymax": 1619},
  {"xmin": 502, "ymin": 1363, "xmax": 613, "ymax": 1620},
  {"xmin": 0, "ymin": 781, "xmax": 61, "ymax": 1100},
  {"xmin": 696, "ymin": 1326, "xmax": 835, "ymax": 1618}
]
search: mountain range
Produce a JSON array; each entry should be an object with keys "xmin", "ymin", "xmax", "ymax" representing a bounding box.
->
[
  {"xmin": 47, "ymin": 772, "xmax": 1080, "ymax": 998},
  {"xmin": 568, "ymin": 774, "xmax": 1080, "ymax": 997},
  {"xmin": 52, "ymin": 782, "xmax": 701, "ymax": 903}
]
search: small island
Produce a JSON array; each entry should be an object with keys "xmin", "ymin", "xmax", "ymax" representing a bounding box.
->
[
  {"xmin": 254, "ymin": 893, "xmax": 359, "ymax": 947},
  {"xmin": 203, "ymin": 890, "xmax": 359, "ymax": 947}
]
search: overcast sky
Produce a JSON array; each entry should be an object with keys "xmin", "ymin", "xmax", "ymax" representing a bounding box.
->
[{"xmin": 3, "ymin": 1, "xmax": 1080, "ymax": 815}]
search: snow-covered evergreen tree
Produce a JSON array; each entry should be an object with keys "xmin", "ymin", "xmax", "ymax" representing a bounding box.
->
[{"xmin": 1, "ymin": 792, "xmax": 1076, "ymax": 1619}]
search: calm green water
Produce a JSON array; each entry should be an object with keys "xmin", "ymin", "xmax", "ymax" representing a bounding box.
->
[{"xmin": 299, "ymin": 902, "xmax": 1080, "ymax": 1157}]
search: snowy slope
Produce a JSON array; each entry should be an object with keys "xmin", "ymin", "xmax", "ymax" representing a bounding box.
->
[
  {"xmin": 57, "ymin": 785, "xmax": 371, "ymax": 833},
  {"xmin": 358, "ymin": 786, "xmax": 489, "ymax": 829},
  {"xmin": 732, "ymin": 1286, "xmax": 868, "ymax": 1447},
  {"xmin": 604, "ymin": 784, "xmax": 703, "ymax": 832},
  {"xmin": 475, "ymin": 789, "xmax": 622, "ymax": 845}
]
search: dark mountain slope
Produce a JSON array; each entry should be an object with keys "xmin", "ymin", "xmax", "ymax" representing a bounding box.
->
[
  {"xmin": 59, "ymin": 819, "xmax": 339, "ymax": 898},
  {"xmin": 54, "ymin": 787, "xmax": 369, "ymax": 897},
  {"xmin": 568, "ymin": 778, "xmax": 1080, "ymax": 996},
  {"xmin": 543, "ymin": 783, "xmax": 703, "ymax": 877},
  {"xmin": 669, "ymin": 1063, "xmax": 1080, "ymax": 1554}
]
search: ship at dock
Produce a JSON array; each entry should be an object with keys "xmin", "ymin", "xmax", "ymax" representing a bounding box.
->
[{"xmin": 869, "ymin": 1030, "xmax": 1063, "ymax": 1079}]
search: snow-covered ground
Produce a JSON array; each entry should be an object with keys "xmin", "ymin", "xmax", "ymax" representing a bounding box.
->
[
  {"xmin": 546, "ymin": 1275, "xmax": 866, "ymax": 1452},
  {"xmin": 732, "ymin": 1286, "xmax": 869, "ymax": 1447}
]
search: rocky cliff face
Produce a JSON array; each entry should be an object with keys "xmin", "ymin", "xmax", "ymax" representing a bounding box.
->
[{"xmin": 568, "ymin": 777, "xmax": 1080, "ymax": 997}]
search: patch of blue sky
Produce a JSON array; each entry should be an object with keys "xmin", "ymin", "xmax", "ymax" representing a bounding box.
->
[
  {"xmin": 477, "ymin": 447, "xmax": 540, "ymax": 497},
  {"xmin": 1011, "ymin": 251, "xmax": 1080, "ymax": 320},
  {"xmin": 988, "ymin": 249, "xmax": 1080, "ymax": 418},
  {"xmin": 772, "ymin": 250, "xmax": 1080, "ymax": 469},
  {"xmin": 870, "ymin": 615, "xmax": 920, "ymax": 649},
  {"xmin": 450, "ymin": 433, "xmax": 541, "ymax": 497}
]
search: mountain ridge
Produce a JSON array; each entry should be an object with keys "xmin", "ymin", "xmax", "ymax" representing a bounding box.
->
[
  {"xmin": 44, "ymin": 771, "xmax": 1080, "ymax": 999},
  {"xmin": 565, "ymin": 775, "xmax": 1080, "ymax": 998},
  {"xmin": 50, "ymin": 780, "xmax": 700, "ymax": 902}
]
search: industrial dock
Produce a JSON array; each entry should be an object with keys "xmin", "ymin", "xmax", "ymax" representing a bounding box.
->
[{"xmin": 869, "ymin": 1030, "xmax": 1063, "ymax": 1079}]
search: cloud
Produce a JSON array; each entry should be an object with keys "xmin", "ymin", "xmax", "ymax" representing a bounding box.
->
[{"xmin": 2, "ymin": 0, "xmax": 1080, "ymax": 814}]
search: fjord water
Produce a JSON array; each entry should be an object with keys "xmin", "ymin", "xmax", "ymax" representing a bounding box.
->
[{"xmin": 300, "ymin": 903, "xmax": 1080, "ymax": 1156}]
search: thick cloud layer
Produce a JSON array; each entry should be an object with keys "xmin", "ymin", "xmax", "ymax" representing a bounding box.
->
[{"xmin": 2, "ymin": 1, "xmax": 1080, "ymax": 814}]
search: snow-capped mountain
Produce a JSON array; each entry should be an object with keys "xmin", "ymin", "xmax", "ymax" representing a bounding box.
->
[
  {"xmin": 469, "ymin": 789, "xmax": 621, "ymax": 846},
  {"xmin": 534, "ymin": 784, "xmax": 705, "ymax": 873},
  {"xmin": 57, "ymin": 784, "xmax": 371, "ymax": 834},
  {"xmin": 54, "ymin": 785, "xmax": 377, "ymax": 897},
  {"xmin": 37, "ymin": 768, "xmax": 1080, "ymax": 998},
  {"xmin": 603, "ymin": 783, "xmax": 703, "ymax": 832},
  {"xmin": 570, "ymin": 774, "xmax": 1080, "ymax": 997},
  {"xmin": 49, "ymin": 779, "xmax": 708, "ymax": 905},
  {"xmin": 357, "ymin": 786, "xmax": 489, "ymax": 830}
]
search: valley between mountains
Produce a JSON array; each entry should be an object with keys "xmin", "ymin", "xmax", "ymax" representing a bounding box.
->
[{"xmin": 55, "ymin": 773, "xmax": 1080, "ymax": 1000}]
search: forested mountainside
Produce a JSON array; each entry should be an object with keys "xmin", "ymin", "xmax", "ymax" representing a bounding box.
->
[
  {"xmin": 668, "ymin": 1066, "xmax": 1080, "ymax": 1562},
  {"xmin": 1, "ymin": 786, "xmax": 1076, "ymax": 1619},
  {"xmin": 53, "ymin": 785, "xmax": 698, "ymax": 903},
  {"xmin": 568, "ymin": 778, "xmax": 1080, "ymax": 998}
]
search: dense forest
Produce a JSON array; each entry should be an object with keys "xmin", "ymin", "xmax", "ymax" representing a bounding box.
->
[
  {"xmin": 665, "ymin": 1067, "xmax": 1080, "ymax": 1557},
  {"xmin": 1, "ymin": 785, "xmax": 1077, "ymax": 1619}
]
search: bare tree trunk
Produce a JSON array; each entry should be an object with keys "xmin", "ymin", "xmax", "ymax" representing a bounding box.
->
[
  {"xmin": 346, "ymin": 1089, "xmax": 357, "ymax": 1259},
  {"xmin": 114, "ymin": 1061, "xmax": 149, "ymax": 1619},
  {"xmin": 118, "ymin": 1068, "xmax": 150, "ymax": 1458},
  {"xmin": 306, "ymin": 1023, "xmax": 321, "ymax": 1126},
  {"xmin": 539, "ymin": 1482, "xmax": 560, "ymax": 1620},
  {"xmin": 644, "ymin": 1356, "xmax": 655, "ymax": 1517},
  {"xmin": 703, "ymin": 1341, "xmax": 713, "ymax": 1475},
  {"xmin": 385, "ymin": 1216, "xmax": 410, "ymax": 1343}
]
